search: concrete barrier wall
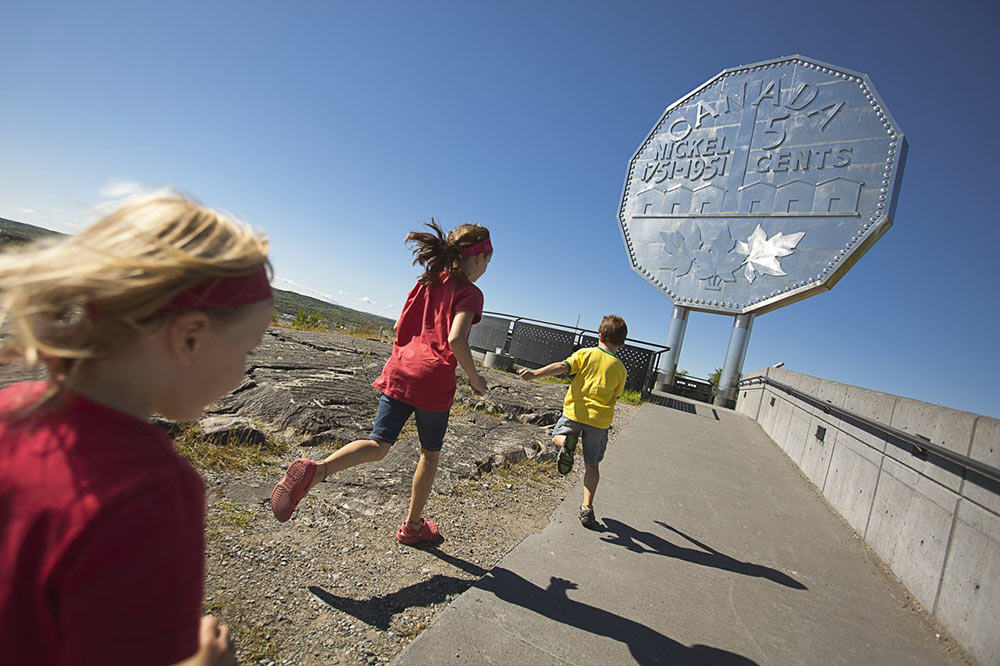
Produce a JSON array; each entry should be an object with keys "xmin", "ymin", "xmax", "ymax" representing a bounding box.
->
[{"xmin": 737, "ymin": 367, "xmax": 1000, "ymax": 666}]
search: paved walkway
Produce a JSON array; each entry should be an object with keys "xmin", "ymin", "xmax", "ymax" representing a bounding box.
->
[{"xmin": 391, "ymin": 396, "xmax": 961, "ymax": 665}]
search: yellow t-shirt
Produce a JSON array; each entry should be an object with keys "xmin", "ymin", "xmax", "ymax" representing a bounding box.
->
[{"xmin": 562, "ymin": 346, "xmax": 627, "ymax": 429}]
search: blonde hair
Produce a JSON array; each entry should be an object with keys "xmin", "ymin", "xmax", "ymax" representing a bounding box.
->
[
  {"xmin": 405, "ymin": 218, "xmax": 490, "ymax": 285},
  {"xmin": 0, "ymin": 190, "xmax": 270, "ymax": 386}
]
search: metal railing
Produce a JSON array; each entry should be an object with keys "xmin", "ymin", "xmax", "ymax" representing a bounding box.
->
[
  {"xmin": 660, "ymin": 374, "xmax": 714, "ymax": 403},
  {"xmin": 739, "ymin": 375, "xmax": 1000, "ymax": 484},
  {"xmin": 471, "ymin": 311, "xmax": 670, "ymax": 397}
]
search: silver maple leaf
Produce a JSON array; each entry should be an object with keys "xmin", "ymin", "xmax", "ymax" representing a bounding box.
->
[
  {"xmin": 658, "ymin": 227, "xmax": 700, "ymax": 276},
  {"xmin": 693, "ymin": 224, "xmax": 743, "ymax": 289},
  {"xmin": 736, "ymin": 224, "xmax": 806, "ymax": 283}
]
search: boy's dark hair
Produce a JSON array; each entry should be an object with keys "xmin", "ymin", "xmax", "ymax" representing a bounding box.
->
[
  {"xmin": 405, "ymin": 219, "xmax": 491, "ymax": 285},
  {"xmin": 598, "ymin": 315, "xmax": 628, "ymax": 346}
]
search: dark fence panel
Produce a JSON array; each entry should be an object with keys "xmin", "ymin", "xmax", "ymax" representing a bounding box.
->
[
  {"xmin": 468, "ymin": 315, "xmax": 511, "ymax": 353},
  {"xmin": 508, "ymin": 321, "xmax": 575, "ymax": 367},
  {"xmin": 580, "ymin": 335, "xmax": 653, "ymax": 392},
  {"xmin": 470, "ymin": 312, "xmax": 667, "ymax": 398},
  {"xmin": 670, "ymin": 376, "xmax": 714, "ymax": 403}
]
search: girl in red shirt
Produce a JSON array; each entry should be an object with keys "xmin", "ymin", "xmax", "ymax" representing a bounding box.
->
[
  {"xmin": 270, "ymin": 220, "xmax": 491, "ymax": 545},
  {"xmin": 0, "ymin": 192, "xmax": 274, "ymax": 666}
]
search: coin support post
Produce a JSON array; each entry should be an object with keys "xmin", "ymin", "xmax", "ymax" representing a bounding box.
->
[
  {"xmin": 654, "ymin": 305, "xmax": 689, "ymax": 391},
  {"xmin": 714, "ymin": 313, "xmax": 754, "ymax": 408}
]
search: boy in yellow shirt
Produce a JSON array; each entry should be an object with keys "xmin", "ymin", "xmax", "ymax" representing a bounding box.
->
[{"xmin": 518, "ymin": 315, "xmax": 628, "ymax": 528}]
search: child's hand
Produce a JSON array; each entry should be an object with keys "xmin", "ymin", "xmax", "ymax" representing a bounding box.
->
[
  {"xmin": 517, "ymin": 368, "xmax": 536, "ymax": 381},
  {"xmin": 469, "ymin": 373, "xmax": 488, "ymax": 396},
  {"xmin": 176, "ymin": 616, "xmax": 236, "ymax": 666}
]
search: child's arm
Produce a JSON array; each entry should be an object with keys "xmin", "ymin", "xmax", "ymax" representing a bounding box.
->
[
  {"xmin": 519, "ymin": 361, "xmax": 569, "ymax": 381},
  {"xmin": 449, "ymin": 310, "xmax": 487, "ymax": 395}
]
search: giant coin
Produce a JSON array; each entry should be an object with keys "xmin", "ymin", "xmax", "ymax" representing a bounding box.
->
[{"xmin": 618, "ymin": 55, "xmax": 906, "ymax": 314}]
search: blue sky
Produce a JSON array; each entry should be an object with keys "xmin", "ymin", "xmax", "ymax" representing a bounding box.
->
[{"xmin": 2, "ymin": 1, "xmax": 999, "ymax": 418}]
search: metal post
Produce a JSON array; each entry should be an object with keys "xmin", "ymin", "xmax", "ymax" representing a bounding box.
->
[
  {"xmin": 714, "ymin": 313, "xmax": 755, "ymax": 409},
  {"xmin": 654, "ymin": 305, "xmax": 689, "ymax": 392}
]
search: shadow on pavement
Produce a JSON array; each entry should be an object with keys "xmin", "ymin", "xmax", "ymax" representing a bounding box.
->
[
  {"xmin": 599, "ymin": 518, "xmax": 807, "ymax": 590},
  {"xmin": 477, "ymin": 567, "xmax": 759, "ymax": 665},
  {"xmin": 313, "ymin": 548, "xmax": 761, "ymax": 664}
]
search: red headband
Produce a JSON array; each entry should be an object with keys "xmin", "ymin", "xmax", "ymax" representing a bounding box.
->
[
  {"xmin": 460, "ymin": 237, "xmax": 492, "ymax": 257},
  {"xmin": 160, "ymin": 264, "xmax": 272, "ymax": 312}
]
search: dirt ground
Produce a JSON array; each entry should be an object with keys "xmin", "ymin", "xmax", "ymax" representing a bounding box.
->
[{"xmin": 201, "ymin": 401, "xmax": 639, "ymax": 665}]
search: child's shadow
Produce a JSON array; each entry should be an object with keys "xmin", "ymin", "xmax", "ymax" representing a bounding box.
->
[
  {"xmin": 308, "ymin": 549, "xmax": 486, "ymax": 630},
  {"xmin": 312, "ymin": 549, "xmax": 758, "ymax": 665},
  {"xmin": 477, "ymin": 567, "xmax": 757, "ymax": 664},
  {"xmin": 599, "ymin": 518, "xmax": 807, "ymax": 590},
  {"xmin": 309, "ymin": 573, "xmax": 472, "ymax": 631}
]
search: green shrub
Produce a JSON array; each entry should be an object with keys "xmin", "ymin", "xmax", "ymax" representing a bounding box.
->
[
  {"xmin": 621, "ymin": 389, "xmax": 643, "ymax": 405},
  {"xmin": 292, "ymin": 310, "xmax": 326, "ymax": 331}
]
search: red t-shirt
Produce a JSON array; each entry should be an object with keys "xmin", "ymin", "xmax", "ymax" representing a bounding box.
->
[
  {"xmin": 373, "ymin": 272, "xmax": 484, "ymax": 411},
  {"xmin": 0, "ymin": 382, "xmax": 206, "ymax": 666}
]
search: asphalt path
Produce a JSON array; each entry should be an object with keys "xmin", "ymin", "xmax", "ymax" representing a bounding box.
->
[{"xmin": 391, "ymin": 395, "xmax": 960, "ymax": 665}]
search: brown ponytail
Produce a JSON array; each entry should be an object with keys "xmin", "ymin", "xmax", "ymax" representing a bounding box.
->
[{"xmin": 405, "ymin": 218, "xmax": 490, "ymax": 285}]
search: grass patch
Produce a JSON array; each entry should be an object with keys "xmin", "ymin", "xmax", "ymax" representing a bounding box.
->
[
  {"xmin": 620, "ymin": 389, "xmax": 643, "ymax": 405},
  {"xmin": 205, "ymin": 499, "xmax": 256, "ymax": 540},
  {"xmin": 341, "ymin": 328, "xmax": 393, "ymax": 343},
  {"xmin": 450, "ymin": 402, "xmax": 472, "ymax": 418},
  {"xmin": 450, "ymin": 400, "xmax": 502, "ymax": 420},
  {"xmin": 174, "ymin": 424, "xmax": 290, "ymax": 473},
  {"xmin": 204, "ymin": 589, "xmax": 280, "ymax": 663},
  {"xmin": 495, "ymin": 456, "xmax": 561, "ymax": 490},
  {"xmin": 539, "ymin": 375, "xmax": 573, "ymax": 385},
  {"xmin": 451, "ymin": 455, "xmax": 560, "ymax": 498}
]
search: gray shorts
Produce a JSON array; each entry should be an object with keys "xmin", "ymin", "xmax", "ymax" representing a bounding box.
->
[{"xmin": 552, "ymin": 415, "xmax": 609, "ymax": 465}]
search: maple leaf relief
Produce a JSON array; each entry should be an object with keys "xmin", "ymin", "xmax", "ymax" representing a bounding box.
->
[
  {"xmin": 658, "ymin": 227, "xmax": 700, "ymax": 277},
  {"xmin": 692, "ymin": 224, "xmax": 743, "ymax": 290},
  {"xmin": 736, "ymin": 224, "xmax": 805, "ymax": 283}
]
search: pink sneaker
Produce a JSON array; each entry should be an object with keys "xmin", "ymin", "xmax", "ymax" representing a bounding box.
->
[
  {"xmin": 270, "ymin": 459, "xmax": 317, "ymax": 522},
  {"xmin": 396, "ymin": 517, "xmax": 440, "ymax": 545}
]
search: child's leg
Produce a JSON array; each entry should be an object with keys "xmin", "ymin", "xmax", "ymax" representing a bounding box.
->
[
  {"xmin": 551, "ymin": 416, "xmax": 579, "ymax": 451},
  {"xmin": 311, "ymin": 439, "xmax": 391, "ymax": 490},
  {"xmin": 582, "ymin": 463, "xmax": 600, "ymax": 508},
  {"xmin": 396, "ymin": 407, "xmax": 449, "ymax": 544},
  {"xmin": 271, "ymin": 394, "xmax": 410, "ymax": 522},
  {"xmin": 580, "ymin": 425, "xmax": 608, "ymax": 509},
  {"xmin": 405, "ymin": 448, "xmax": 441, "ymax": 526},
  {"xmin": 404, "ymin": 406, "xmax": 449, "ymax": 526},
  {"xmin": 312, "ymin": 393, "xmax": 414, "ymax": 487},
  {"xmin": 551, "ymin": 417, "xmax": 581, "ymax": 475}
]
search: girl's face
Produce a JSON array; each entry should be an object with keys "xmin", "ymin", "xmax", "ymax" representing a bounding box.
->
[
  {"xmin": 167, "ymin": 299, "xmax": 274, "ymax": 421},
  {"xmin": 463, "ymin": 251, "xmax": 492, "ymax": 282}
]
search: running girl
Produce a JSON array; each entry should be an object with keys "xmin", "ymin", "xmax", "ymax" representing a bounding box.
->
[{"xmin": 270, "ymin": 219, "xmax": 491, "ymax": 545}]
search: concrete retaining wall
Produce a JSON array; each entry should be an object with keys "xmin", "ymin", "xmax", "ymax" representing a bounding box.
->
[{"xmin": 737, "ymin": 367, "xmax": 999, "ymax": 666}]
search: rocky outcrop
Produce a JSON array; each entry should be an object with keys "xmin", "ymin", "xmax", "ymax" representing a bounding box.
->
[
  {"xmin": 1, "ymin": 327, "xmax": 570, "ymax": 489},
  {"xmin": 208, "ymin": 328, "xmax": 567, "ymax": 478}
]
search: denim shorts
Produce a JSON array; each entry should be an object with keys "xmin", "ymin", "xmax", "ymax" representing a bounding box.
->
[
  {"xmin": 369, "ymin": 393, "xmax": 450, "ymax": 452},
  {"xmin": 552, "ymin": 415, "xmax": 609, "ymax": 465}
]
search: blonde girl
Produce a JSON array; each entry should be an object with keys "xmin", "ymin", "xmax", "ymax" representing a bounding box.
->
[
  {"xmin": 271, "ymin": 220, "xmax": 491, "ymax": 544},
  {"xmin": 0, "ymin": 192, "xmax": 274, "ymax": 666}
]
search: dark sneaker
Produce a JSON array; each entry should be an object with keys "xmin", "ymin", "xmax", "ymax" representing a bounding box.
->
[
  {"xmin": 557, "ymin": 433, "xmax": 578, "ymax": 475},
  {"xmin": 579, "ymin": 506, "xmax": 597, "ymax": 528}
]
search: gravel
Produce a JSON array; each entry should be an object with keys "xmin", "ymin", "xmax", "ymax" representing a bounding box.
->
[{"xmin": 205, "ymin": 401, "xmax": 638, "ymax": 665}]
